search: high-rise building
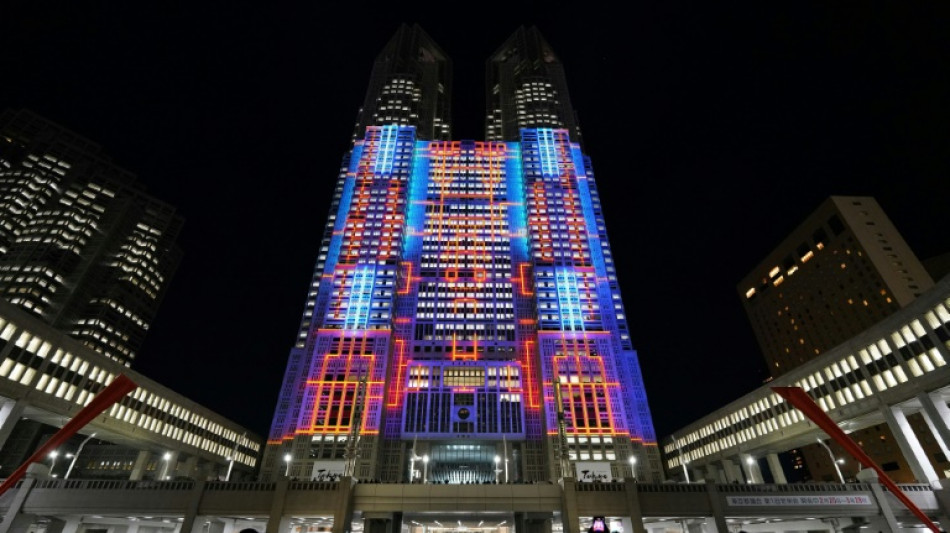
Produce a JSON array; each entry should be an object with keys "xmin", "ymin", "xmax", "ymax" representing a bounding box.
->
[
  {"xmin": 485, "ymin": 27, "xmax": 582, "ymax": 145},
  {"xmin": 352, "ymin": 25, "xmax": 452, "ymax": 143},
  {"xmin": 0, "ymin": 108, "xmax": 183, "ymax": 366},
  {"xmin": 737, "ymin": 195, "xmax": 938, "ymax": 482},
  {"xmin": 263, "ymin": 25, "xmax": 661, "ymax": 484}
]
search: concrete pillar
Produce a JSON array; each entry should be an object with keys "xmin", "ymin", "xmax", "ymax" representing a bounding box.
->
[
  {"xmin": 130, "ymin": 450, "xmax": 152, "ymax": 481},
  {"xmin": 206, "ymin": 520, "xmax": 227, "ymax": 533},
  {"xmin": 766, "ymin": 453, "xmax": 788, "ymax": 484},
  {"xmin": 857, "ymin": 468, "xmax": 899, "ymax": 533},
  {"xmin": 179, "ymin": 481, "xmax": 207, "ymax": 533},
  {"xmin": 719, "ymin": 459, "xmax": 740, "ymax": 484},
  {"xmin": 623, "ymin": 478, "xmax": 647, "ymax": 533},
  {"xmin": 704, "ymin": 463, "xmax": 724, "ymax": 484},
  {"xmin": 363, "ymin": 513, "xmax": 403, "ymax": 533},
  {"xmin": 44, "ymin": 518, "xmax": 67, "ymax": 533},
  {"xmin": 690, "ymin": 467, "xmax": 705, "ymax": 482},
  {"xmin": 364, "ymin": 518, "xmax": 388, "ymax": 533},
  {"xmin": 516, "ymin": 514, "xmax": 553, "ymax": 533},
  {"xmin": 182, "ymin": 455, "xmax": 199, "ymax": 480},
  {"xmin": 0, "ymin": 514, "xmax": 36, "ymax": 533},
  {"xmin": 127, "ymin": 523, "xmax": 141, "ymax": 533},
  {"xmin": 881, "ymin": 404, "xmax": 940, "ymax": 485},
  {"xmin": 560, "ymin": 478, "xmax": 580, "ymax": 533},
  {"xmin": 704, "ymin": 480, "xmax": 730, "ymax": 533},
  {"xmin": 333, "ymin": 477, "xmax": 356, "ymax": 533},
  {"xmin": 53, "ymin": 516, "xmax": 82, "ymax": 533},
  {"xmin": 0, "ymin": 399, "xmax": 25, "ymax": 451},
  {"xmin": 514, "ymin": 512, "xmax": 526, "ymax": 533},
  {"xmin": 218, "ymin": 518, "xmax": 237, "ymax": 533},
  {"xmin": 917, "ymin": 391, "xmax": 950, "ymax": 464},
  {"xmin": 0, "ymin": 477, "xmax": 36, "ymax": 533},
  {"xmin": 266, "ymin": 479, "xmax": 290, "ymax": 533},
  {"xmin": 267, "ymin": 518, "xmax": 291, "ymax": 533}
]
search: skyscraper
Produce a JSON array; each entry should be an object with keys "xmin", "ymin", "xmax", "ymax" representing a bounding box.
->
[
  {"xmin": 0, "ymin": 109, "xmax": 183, "ymax": 366},
  {"xmin": 739, "ymin": 196, "xmax": 934, "ymax": 378},
  {"xmin": 485, "ymin": 27, "xmax": 582, "ymax": 144},
  {"xmin": 264, "ymin": 25, "xmax": 661, "ymax": 484},
  {"xmin": 737, "ymin": 195, "xmax": 938, "ymax": 482}
]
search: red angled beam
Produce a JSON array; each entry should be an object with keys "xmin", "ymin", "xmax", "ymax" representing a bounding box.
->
[
  {"xmin": 0, "ymin": 374, "xmax": 137, "ymax": 496},
  {"xmin": 772, "ymin": 386, "xmax": 939, "ymax": 533}
]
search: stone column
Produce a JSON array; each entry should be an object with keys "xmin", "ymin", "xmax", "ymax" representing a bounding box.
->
[
  {"xmin": 856, "ymin": 468, "xmax": 899, "ymax": 532},
  {"xmin": 704, "ymin": 480, "xmax": 730, "ymax": 533},
  {"xmin": 623, "ymin": 478, "xmax": 647, "ymax": 533},
  {"xmin": 719, "ymin": 459, "xmax": 741, "ymax": 484},
  {"xmin": 130, "ymin": 450, "xmax": 152, "ymax": 481},
  {"xmin": 266, "ymin": 479, "xmax": 290, "ymax": 533},
  {"xmin": 0, "ymin": 399, "xmax": 25, "ymax": 451},
  {"xmin": 333, "ymin": 477, "xmax": 356, "ymax": 533},
  {"xmin": 208, "ymin": 520, "xmax": 227, "ymax": 533},
  {"xmin": 881, "ymin": 404, "xmax": 939, "ymax": 484},
  {"xmin": 182, "ymin": 455, "xmax": 198, "ymax": 480},
  {"xmin": 917, "ymin": 391, "xmax": 950, "ymax": 461},
  {"xmin": 560, "ymin": 478, "xmax": 580, "ymax": 533},
  {"xmin": 45, "ymin": 516, "xmax": 81, "ymax": 533},
  {"xmin": 179, "ymin": 480, "xmax": 207, "ymax": 533},
  {"xmin": 766, "ymin": 453, "xmax": 788, "ymax": 484},
  {"xmin": 704, "ymin": 463, "xmax": 724, "ymax": 484},
  {"xmin": 0, "ymin": 477, "xmax": 36, "ymax": 533}
]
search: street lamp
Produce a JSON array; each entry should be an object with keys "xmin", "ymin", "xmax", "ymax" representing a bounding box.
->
[
  {"xmin": 745, "ymin": 456, "xmax": 755, "ymax": 484},
  {"xmin": 48, "ymin": 451, "xmax": 58, "ymax": 477},
  {"xmin": 284, "ymin": 453, "xmax": 292, "ymax": 477},
  {"xmin": 494, "ymin": 455, "xmax": 501, "ymax": 483},
  {"xmin": 629, "ymin": 456, "xmax": 637, "ymax": 479},
  {"xmin": 409, "ymin": 440, "xmax": 421, "ymax": 482},
  {"xmin": 422, "ymin": 455, "xmax": 429, "ymax": 484},
  {"xmin": 816, "ymin": 438, "xmax": 845, "ymax": 483},
  {"xmin": 681, "ymin": 459, "xmax": 690, "ymax": 483},
  {"xmin": 161, "ymin": 452, "xmax": 172, "ymax": 480},
  {"xmin": 64, "ymin": 432, "xmax": 97, "ymax": 479}
]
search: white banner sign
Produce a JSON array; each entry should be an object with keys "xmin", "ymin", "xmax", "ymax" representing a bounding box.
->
[
  {"xmin": 575, "ymin": 461, "xmax": 612, "ymax": 482},
  {"xmin": 309, "ymin": 460, "xmax": 346, "ymax": 481},
  {"xmin": 727, "ymin": 495, "xmax": 872, "ymax": 506}
]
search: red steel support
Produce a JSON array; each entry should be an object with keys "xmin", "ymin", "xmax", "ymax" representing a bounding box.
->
[
  {"xmin": 772, "ymin": 385, "xmax": 940, "ymax": 532},
  {"xmin": 0, "ymin": 374, "xmax": 137, "ymax": 496}
]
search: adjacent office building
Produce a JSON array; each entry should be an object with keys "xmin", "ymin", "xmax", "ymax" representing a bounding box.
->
[
  {"xmin": 0, "ymin": 110, "xmax": 261, "ymax": 481},
  {"xmin": 738, "ymin": 195, "xmax": 940, "ymax": 482},
  {"xmin": 263, "ymin": 24, "xmax": 662, "ymax": 484},
  {"xmin": 0, "ymin": 109, "xmax": 183, "ymax": 367}
]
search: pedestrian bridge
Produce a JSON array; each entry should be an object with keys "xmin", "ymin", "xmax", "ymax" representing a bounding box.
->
[{"xmin": 0, "ymin": 477, "xmax": 945, "ymax": 533}]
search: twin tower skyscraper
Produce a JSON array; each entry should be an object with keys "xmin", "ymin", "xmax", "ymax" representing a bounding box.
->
[{"xmin": 263, "ymin": 24, "xmax": 662, "ymax": 483}]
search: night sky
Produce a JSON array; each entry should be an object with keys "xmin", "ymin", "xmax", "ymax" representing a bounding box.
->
[{"xmin": 2, "ymin": 3, "xmax": 948, "ymax": 444}]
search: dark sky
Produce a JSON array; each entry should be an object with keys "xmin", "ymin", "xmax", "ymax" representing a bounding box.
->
[{"xmin": 2, "ymin": 3, "xmax": 948, "ymax": 443}]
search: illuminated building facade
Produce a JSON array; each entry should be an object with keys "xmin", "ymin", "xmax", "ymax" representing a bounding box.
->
[
  {"xmin": 737, "ymin": 195, "xmax": 939, "ymax": 482},
  {"xmin": 0, "ymin": 109, "xmax": 182, "ymax": 366},
  {"xmin": 263, "ymin": 25, "xmax": 661, "ymax": 484}
]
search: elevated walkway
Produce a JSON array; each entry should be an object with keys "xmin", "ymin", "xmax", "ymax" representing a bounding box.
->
[{"xmin": 0, "ymin": 477, "xmax": 943, "ymax": 533}]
